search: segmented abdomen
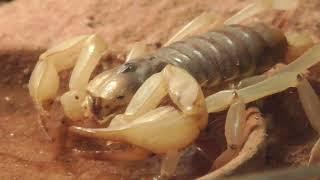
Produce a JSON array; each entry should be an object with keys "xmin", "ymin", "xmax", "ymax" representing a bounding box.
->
[{"xmin": 154, "ymin": 23, "xmax": 288, "ymax": 86}]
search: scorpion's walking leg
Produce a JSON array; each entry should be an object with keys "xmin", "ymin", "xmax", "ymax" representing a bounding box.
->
[
  {"xmin": 160, "ymin": 150, "xmax": 185, "ymax": 178},
  {"xmin": 165, "ymin": 0, "xmax": 298, "ymax": 46},
  {"xmin": 206, "ymin": 44, "xmax": 320, "ymax": 113},
  {"xmin": 126, "ymin": 42, "xmax": 150, "ymax": 62},
  {"xmin": 224, "ymin": 95, "xmax": 247, "ymax": 151},
  {"xmin": 297, "ymin": 77, "xmax": 320, "ymax": 133},
  {"xmin": 225, "ymin": 0, "xmax": 299, "ymax": 25},
  {"xmin": 204, "ymin": 44, "xmax": 320, "ymax": 166},
  {"xmin": 60, "ymin": 35, "xmax": 107, "ymax": 120},
  {"xmin": 213, "ymin": 94, "xmax": 246, "ymax": 169},
  {"xmin": 296, "ymin": 76, "xmax": 320, "ymax": 165},
  {"xmin": 126, "ymin": 12, "xmax": 219, "ymax": 62},
  {"xmin": 237, "ymin": 75, "xmax": 268, "ymax": 89},
  {"xmin": 127, "ymin": 9, "xmax": 219, "ymax": 60},
  {"xmin": 213, "ymin": 95, "xmax": 262, "ymax": 169},
  {"xmin": 237, "ymin": 31, "xmax": 314, "ymax": 89},
  {"xmin": 28, "ymin": 35, "xmax": 108, "ymax": 120},
  {"xmin": 164, "ymin": 12, "xmax": 217, "ymax": 46},
  {"xmin": 204, "ymin": 45, "xmax": 320, "ymax": 168},
  {"xmin": 129, "ymin": 0, "xmax": 299, "ymax": 61},
  {"xmin": 70, "ymin": 65, "xmax": 208, "ymax": 176},
  {"xmin": 309, "ymin": 138, "xmax": 320, "ymax": 165}
]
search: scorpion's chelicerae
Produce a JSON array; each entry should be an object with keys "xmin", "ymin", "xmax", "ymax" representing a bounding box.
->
[{"xmin": 28, "ymin": 0, "xmax": 320, "ymax": 178}]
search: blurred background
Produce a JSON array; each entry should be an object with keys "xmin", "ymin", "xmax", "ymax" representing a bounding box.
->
[{"xmin": 0, "ymin": 0, "xmax": 320, "ymax": 179}]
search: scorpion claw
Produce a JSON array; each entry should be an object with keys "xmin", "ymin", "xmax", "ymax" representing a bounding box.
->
[
  {"xmin": 28, "ymin": 35, "xmax": 106, "ymax": 118},
  {"xmin": 71, "ymin": 144, "xmax": 152, "ymax": 161},
  {"xmin": 28, "ymin": 35, "xmax": 90, "ymax": 111},
  {"xmin": 60, "ymin": 90, "xmax": 88, "ymax": 120},
  {"xmin": 29, "ymin": 34, "xmax": 108, "ymax": 120},
  {"xmin": 70, "ymin": 106, "xmax": 200, "ymax": 153},
  {"xmin": 71, "ymin": 65, "xmax": 208, "ymax": 175},
  {"xmin": 28, "ymin": 60, "xmax": 60, "ymax": 111},
  {"xmin": 71, "ymin": 65, "xmax": 207, "ymax": 155},
  {"xmin": 68, "ymin": 34, "xmax": 107, "ymax": 91}
]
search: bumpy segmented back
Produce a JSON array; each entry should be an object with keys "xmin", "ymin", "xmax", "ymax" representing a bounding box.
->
[
  {"xmin": 89, "ymin": 23, "xmax": 288, "ymax": 118},
  {"xmin": 152, "ymin": 23, "xmax": 288, "ymax": 86},
  {"xmin": 108, "ymin": 23, "xmax": 288, "ymax": 98}
]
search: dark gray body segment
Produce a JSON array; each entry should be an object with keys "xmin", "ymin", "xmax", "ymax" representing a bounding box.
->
[
  {"xmin": 92, "ymin": 23, "xmax": 288, "ymax": 118},
  {"xmin": 119, "ymin": 23, "xmax": 288, "ymax": 88}
]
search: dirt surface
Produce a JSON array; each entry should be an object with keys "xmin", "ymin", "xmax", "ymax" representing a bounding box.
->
[{"xmin": 1, "ymin": 0, "xmax": 320, "ymax": 179}]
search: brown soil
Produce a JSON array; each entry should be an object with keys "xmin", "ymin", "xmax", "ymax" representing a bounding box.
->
[{"xmin": 0, "ymin": 0, "xmax": 320, "ymax": 179}]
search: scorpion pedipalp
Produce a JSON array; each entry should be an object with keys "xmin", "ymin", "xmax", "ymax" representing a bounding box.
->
[
  {"xmin": 28, "ymin": 34, "xmax": 108, "ymax": 120},
  {"xmin": 70, "ymin": 65, "xmax": 207, "ymax": 153},
  {"xmin": 61, "ymin": 35, "xmax": 108, "ymax": 120},
  {"xmin": 68, "ymin": 35, "xmax": 107, "ymax": 91},
  {"xmin": 70, "ymin": 65, "xmax": 208, "ymax": 176},
  {"xmin": 28, "ymin": 35, "xmax": 89, "ymax": 111},
  {"xmin": 72, "ymin": 142, "xmax": 152, "ymax": 161},
  {"xmin": 124, "ymin": 72, "xmax": 167, "ymax": 117},
  {"xmin": 162, "ymin": 65, "xmax": 208, "ymax": 128}
]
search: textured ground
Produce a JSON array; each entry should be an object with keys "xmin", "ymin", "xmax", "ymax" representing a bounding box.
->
[{"xmin": 0, "ymin": 0, "xmax": 320, "ymax": 179}]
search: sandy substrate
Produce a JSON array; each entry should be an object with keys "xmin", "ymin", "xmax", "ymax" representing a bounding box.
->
[{"xmin": 1, "ymin": 0, "xmax": 320, "ymax": 179}]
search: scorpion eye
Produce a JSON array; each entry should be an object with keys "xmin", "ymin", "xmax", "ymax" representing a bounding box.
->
[{"xmin": 120, "ymin": 63, "xmax": 137, "ymax": 73}]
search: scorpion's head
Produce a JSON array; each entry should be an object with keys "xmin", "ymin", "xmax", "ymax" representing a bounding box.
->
[
  {"xmin": 60, "ymin": 65, "xmax": 142, "ymax": 121},
  {"xmin": 86, "ymin": 64, "xmax": 143, "ymax": 119},
  {"xmin": 61, "ymin": 60, "xmax": 159, "ymax": 121}
]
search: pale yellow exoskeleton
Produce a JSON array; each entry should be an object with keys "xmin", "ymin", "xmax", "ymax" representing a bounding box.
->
[
  {"xmin": 28, "ymin": 0, "xmax": 320, "ymax": 178},
  {"xmin": 28, "ymin": 35, "xmax": 107, "ymax": 120}
]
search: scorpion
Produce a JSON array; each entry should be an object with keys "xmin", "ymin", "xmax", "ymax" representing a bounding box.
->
[{"xmin": 28, "ymin": 0, "xmax": 320, "ymax": 178}]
